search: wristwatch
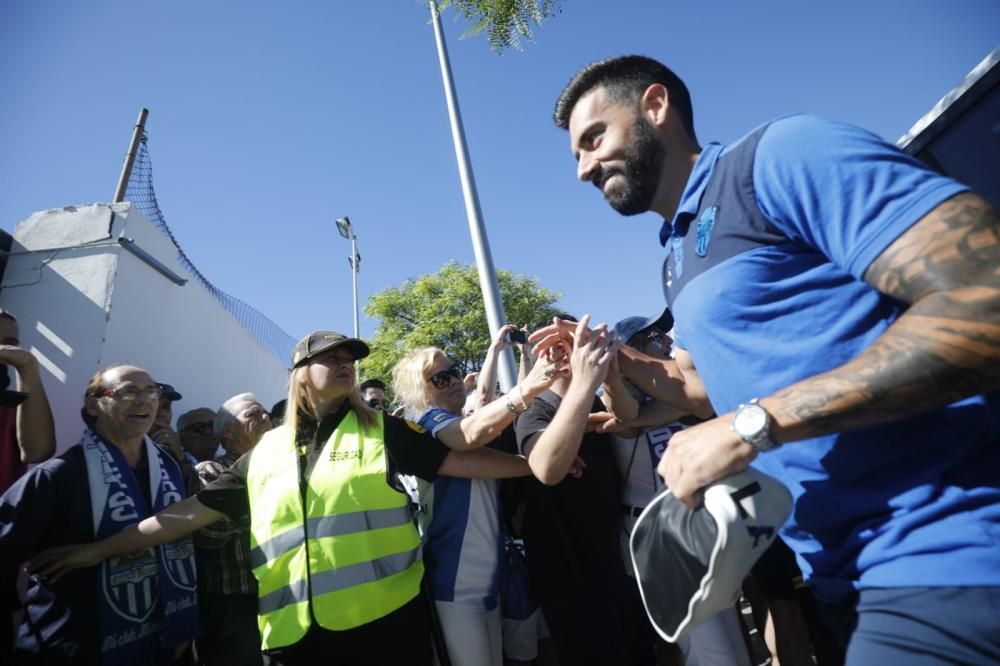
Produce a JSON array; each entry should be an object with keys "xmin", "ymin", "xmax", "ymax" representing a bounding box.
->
[{"xmin": 731, "ymin": 399, "xmax": 778, "ymax": 452}]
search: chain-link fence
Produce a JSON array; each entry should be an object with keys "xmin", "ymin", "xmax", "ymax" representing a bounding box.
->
[{"xmin": 124, "ymin": 133, "xmax": 296, "ymax": 363}]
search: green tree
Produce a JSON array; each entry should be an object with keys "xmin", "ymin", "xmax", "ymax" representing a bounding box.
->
[
  {"xmin": 360, "ymin": 262, "xmax": 562, "ymax": 384},
  {"xmin": 434, "ymin": 0, "xmax": 562, "ymax": 53}
]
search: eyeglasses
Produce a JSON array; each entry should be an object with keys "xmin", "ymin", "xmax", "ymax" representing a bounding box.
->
[
  {"xmin": 427, "ymin": 365, "xmax": 462, "ymax": 390},
  {"xmin": 181, "ymin": 422, "xmax": 214, "ymax": 435},
  {"xmin": 97, "ymin": 386, "xmax": 162, "ymax": 402},
  {"xmin": 366, "ymin": 398, "xmax": 386, "ymax": 410}
]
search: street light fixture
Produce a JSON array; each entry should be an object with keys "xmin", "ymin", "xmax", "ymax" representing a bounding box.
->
[{"xmin": 335, "ymin": 216, "xmax": 361, "ymax": 342}]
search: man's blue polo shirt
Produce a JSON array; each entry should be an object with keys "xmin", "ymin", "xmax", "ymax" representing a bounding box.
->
[{"xmin": 662, "ymin": 114, "xmax": 1000, "ymax": 601}]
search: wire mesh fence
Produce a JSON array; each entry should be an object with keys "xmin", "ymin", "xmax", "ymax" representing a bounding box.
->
[{"xmin": 124, "ymin": 133, "xmax": 296, "ymax": 363}]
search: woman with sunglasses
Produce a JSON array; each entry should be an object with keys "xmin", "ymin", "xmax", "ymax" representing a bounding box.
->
[
  {"xmin": 391, "ymin": 326, "xmax": 568, "ymax": 666},
  {"xmin": 29, "ymin": 331, "xmax": 534, "ymax": 666}
]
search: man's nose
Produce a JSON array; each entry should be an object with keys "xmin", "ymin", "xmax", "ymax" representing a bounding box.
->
[{"xmin": 578, "ymin": 153, "xmax": 599, "ymax": 183}]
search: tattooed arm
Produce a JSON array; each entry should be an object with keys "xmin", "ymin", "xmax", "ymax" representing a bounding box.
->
[
  {"xmin": 765, "ymin": 192, "xmax": 1000, "ymax": 440},
  {"xmin": 660, "ymin": 192, "xmax": 1000, "ymax": 505}
]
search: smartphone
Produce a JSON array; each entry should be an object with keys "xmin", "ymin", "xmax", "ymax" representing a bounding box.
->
[{"xmin": 507, "ymin": 329, "xmax": 528, "ymax": 344}]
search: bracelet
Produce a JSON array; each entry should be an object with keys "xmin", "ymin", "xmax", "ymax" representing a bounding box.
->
[
  {"xmin": 514, "ymin": 387, "xmax": 529, "ymax": 412},
  {"xmin": 505, "ymin": 394, "xmax": 523, "ymax": 414}
]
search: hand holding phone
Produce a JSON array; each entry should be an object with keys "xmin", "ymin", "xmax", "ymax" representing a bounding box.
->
[{"xmin": 507, "ymin": 329, "xmax": 528, "ymax": 345}]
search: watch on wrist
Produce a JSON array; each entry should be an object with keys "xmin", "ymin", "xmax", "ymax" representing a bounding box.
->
[{"xmin": 731, "ymin": 399, "xmax": 778, "ymax": 452}]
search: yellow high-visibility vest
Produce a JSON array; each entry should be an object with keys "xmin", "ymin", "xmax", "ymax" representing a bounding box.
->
[{"xmin": 246, "ymin": 410, "xmax": 423, "ymax": 650}]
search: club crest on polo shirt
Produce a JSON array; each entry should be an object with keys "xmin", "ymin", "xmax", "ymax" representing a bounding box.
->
[{"xmin": 695, "ymin": 206, "xmax": 718, "ymax": 257}]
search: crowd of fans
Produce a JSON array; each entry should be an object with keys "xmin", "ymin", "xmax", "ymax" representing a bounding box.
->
[
  {"xmin": 0, "ymin": 304, "xmax": 840, "ymax": 666},
  {"xmin": 2, "ymin": 51, "xmax": 999, "ymax": 666}
]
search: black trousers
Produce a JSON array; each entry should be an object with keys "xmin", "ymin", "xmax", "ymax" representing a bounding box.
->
[
  {"xmin": 264, "ymin": 594, "xmax": 432, "ymax": 666},
  {"xmin": 196, "ymin": 592, "xmax": 263, "ymax": 666}
]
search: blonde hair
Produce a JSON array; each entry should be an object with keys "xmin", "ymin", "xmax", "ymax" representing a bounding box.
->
[
  {"xmin": 392, "ymin": 347, "xmax": 449, "ymax": 417},
  {"xmin": 283, "ymin": 365, "xmax": 377, "ymax": 441}
]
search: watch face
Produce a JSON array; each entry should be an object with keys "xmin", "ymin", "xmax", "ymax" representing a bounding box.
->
[{"xmin": 734, "ymin": 404, "xmax": 767, "ymax": 438}]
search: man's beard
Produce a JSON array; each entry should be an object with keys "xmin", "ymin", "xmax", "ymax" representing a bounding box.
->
[{"xmin": 598, "ymin": 117, "xmax": 665, "ymax": 216}]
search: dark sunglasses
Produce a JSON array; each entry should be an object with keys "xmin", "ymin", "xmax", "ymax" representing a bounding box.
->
[
  {"xmin": 181, "ymin": 422, "xmax": 214, "ymax": 435},
  {"xmin": 427, "ymin": 365, "xmax": 462, "ymax": 390},
  {"xmin": 366, "ymin": 398, "xmax": 386, "ymax": 410}
]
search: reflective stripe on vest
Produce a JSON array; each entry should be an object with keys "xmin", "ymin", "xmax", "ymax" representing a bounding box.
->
[
  {"xmin": 246, "ymin": 411, "xmax": 423, "ymax": 650},
  {"xmin": 249, "ymin": 506, "xmax": 413, "ymax": 570}
]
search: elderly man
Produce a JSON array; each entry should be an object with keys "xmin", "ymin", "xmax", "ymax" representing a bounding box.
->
[
  {"xmin": 547, "ymin": 55, "xmax": 1000, "ymax": 663},
  {"xmin": 0, "ymin": 309, "xmax": 55, "ymax": 494},
  {"xmin": 0, "ymin": 364, "xmax": 199, "ymax": 664},
  {"xmin": 177, "ymin": 407, "xmax": 220, "ymax": 463},
  {"xmin": 193, "ymin": 393, "xmax": 272, "ymax": 666}
]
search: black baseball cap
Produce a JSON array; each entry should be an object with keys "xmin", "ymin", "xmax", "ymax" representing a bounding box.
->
[
  {"xmin": 292, "ymin": 331, "xmax": 370, "ymax": 368},
  {"xmin": 156, "ymin": 383, "xmax": 183, "ymax": 401}
]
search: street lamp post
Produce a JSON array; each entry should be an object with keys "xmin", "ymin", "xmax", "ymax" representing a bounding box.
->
[
  {"xmin": 428, "ymin": 0, "xmax": 517, "ymax": 393},
  {"xmin": 335, "ymin": 216, "xmax": 361, "ymax": 342}
]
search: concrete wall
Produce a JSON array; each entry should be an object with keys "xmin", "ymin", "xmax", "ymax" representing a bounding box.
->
[{"xmin": 0, "ymin": 202, "xmax": 289, "ymax": 454}]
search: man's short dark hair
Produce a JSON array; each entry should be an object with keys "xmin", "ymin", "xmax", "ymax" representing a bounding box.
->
[
  {"xmin": 360, "ymin": 378, "xmax": 387, "ymax": 393},
  {"xmin": 553, "ymin": 55, "xmax": 696, "ymax": 140}
]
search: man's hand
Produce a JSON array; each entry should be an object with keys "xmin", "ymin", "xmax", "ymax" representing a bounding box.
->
[
  {"xmin": 568, "ymin": 316, "xmax": 618, "ymax": 394},
  {"xmin": 657, "ymin": 413, "xmax": 757, "ymax": 507}
]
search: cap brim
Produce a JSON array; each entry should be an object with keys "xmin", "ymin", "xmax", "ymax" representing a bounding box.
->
[{"xmin": 292, "ymin": 337, "xmax": 370, "ymax": 367}]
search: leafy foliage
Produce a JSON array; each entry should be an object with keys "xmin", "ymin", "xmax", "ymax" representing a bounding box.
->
[
  {"xmin": 433, "ymin": 0, "xmax": 562, "ymax": 53},
  {"xmin": 360, "ymin": 262, "xmax": 561, "ymax": 384}
]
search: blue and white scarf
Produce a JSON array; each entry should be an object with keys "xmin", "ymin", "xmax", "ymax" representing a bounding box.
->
[{"xmin": 81, "ymin": 428, "xmax": 200, "ymax": 665}]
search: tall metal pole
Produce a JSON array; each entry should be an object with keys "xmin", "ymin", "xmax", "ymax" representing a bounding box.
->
[
  {"xmin": 350, "ymin": 235, "xmax": 360, "ymax": 341},
  {"xmin": 429, "ymin": 1, "xmax": 517, "ymax": 392},
  {"xmin": 113, "ymin": 107, "xmax": 149, "ymax": 203}
]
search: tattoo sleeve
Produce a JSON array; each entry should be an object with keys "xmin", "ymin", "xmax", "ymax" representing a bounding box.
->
[{"xmin": 765, "ymin": 192, "xmax": 1000, "ymax": 442}]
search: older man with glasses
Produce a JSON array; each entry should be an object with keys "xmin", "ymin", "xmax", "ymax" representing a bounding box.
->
[{"xmin": 0, "ymin": 364, "xmax": 199, "ymax": 664}]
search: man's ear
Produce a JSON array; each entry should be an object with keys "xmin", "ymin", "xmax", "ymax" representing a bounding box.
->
[{"xmin": 640, "ymin": 83, "xmax": 670, "ymax": 127}]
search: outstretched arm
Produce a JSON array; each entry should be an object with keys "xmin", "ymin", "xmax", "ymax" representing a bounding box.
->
[
  {"xmin": 438, "ymin": 447, "xmax": 531, "ymax": 479},
  {"xmin": 27, "ymin": 495, "xmax": 223, "ymax": 582},
  {"xmin": 662, "ymin": 192, "xmax": 1000, "ymax": 504}
]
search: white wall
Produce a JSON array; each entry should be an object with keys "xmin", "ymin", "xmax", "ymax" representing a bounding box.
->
[{"xmin": 0, "ymin": 202, "xmax": 290, "ymax": 454}]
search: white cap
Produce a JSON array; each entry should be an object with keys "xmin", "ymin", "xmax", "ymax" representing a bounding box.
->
[{"xmin": 629, "ymin": 467, "xmax": 793, "ymax": 642}]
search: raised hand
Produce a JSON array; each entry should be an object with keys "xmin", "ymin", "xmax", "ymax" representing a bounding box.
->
[
  {"xmin": 527, "ymin": 317, "xmax": 586, "ymax": 359},
  {"xmin": 568, "ymin": 316, "xmax": 619, "ymax": 394}
]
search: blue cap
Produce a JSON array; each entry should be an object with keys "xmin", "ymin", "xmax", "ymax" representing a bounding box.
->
[{"xmin": 613, "ymin": 308, "xmax": 674, "ymax": 344}]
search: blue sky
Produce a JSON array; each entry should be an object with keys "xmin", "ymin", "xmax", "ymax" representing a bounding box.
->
[{"xmin": 2, "ymin": 1, "xmax": 997, "ymax": 349}]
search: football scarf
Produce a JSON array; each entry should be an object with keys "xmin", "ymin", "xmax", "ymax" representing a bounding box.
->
[{"xmin": 82, "ymin": 428, "xmax": 199, "ymax": 665}]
